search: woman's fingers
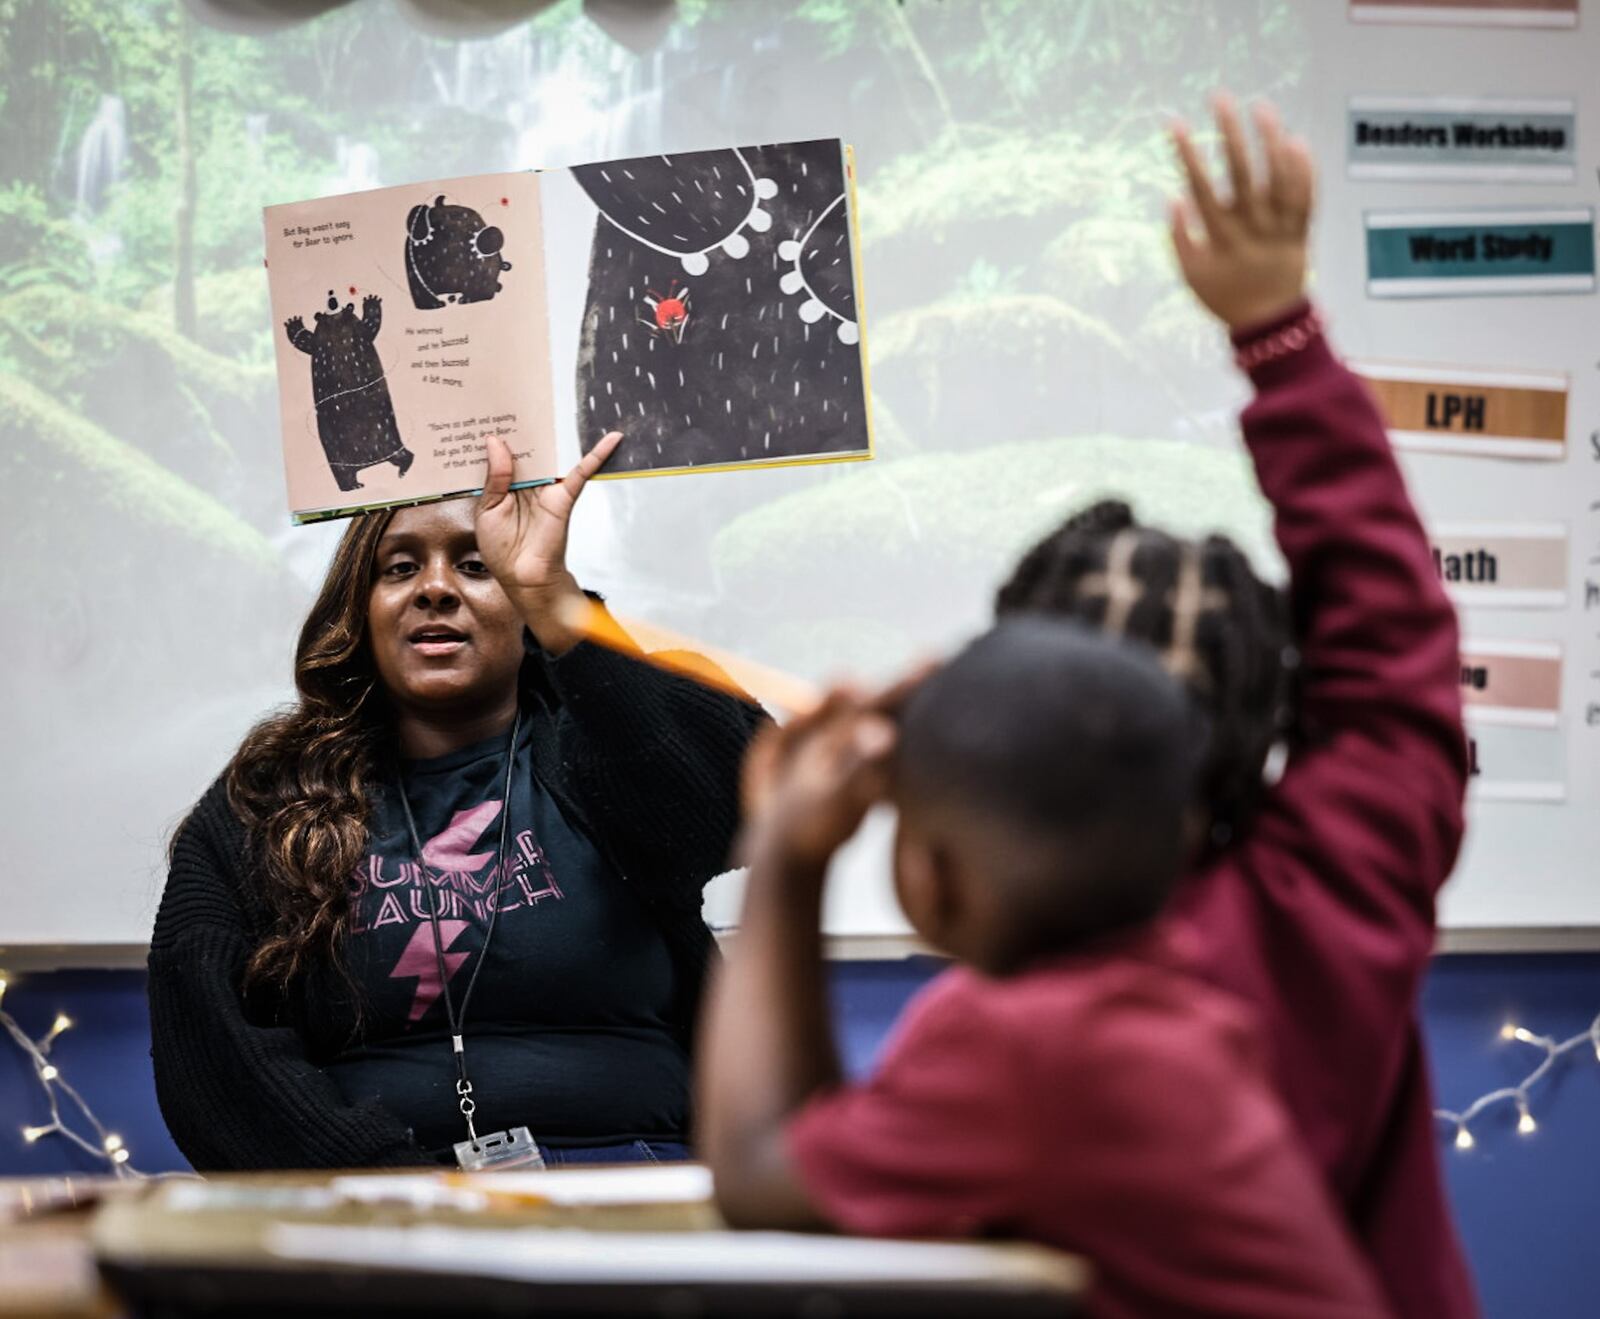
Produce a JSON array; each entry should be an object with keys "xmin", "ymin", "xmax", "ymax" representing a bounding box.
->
[
  {"xmin": 479, "ymin": 433, "xmax": 514, "ymax": 512},
  {"xmin": 535, "ymin": 430, "xmax": 623, "ymax": 521},
  {"xmin": 1170, "ymin": 120, "xmax": 1227, "ymax": 240},
  {"xmin": 569, "ymin": 430, "xmax": 624, "ymax": 486},
  {"xmin": 551, "ymin": 430, "xmax": 623, "ymax": 510}
]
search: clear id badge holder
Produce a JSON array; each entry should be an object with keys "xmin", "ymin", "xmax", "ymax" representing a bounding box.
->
[
  {"xmin": 450, "ymin": 1070, "xmax": 545, "ymax": 1170},
  {"xmin": 453, "ymin": 1125, "xmax": 545, "ymax": 1171}
]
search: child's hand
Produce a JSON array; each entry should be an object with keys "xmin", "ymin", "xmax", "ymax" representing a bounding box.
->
[
  {"xmin": 740, "ymin": 686, "xmax": 899, "ymax": 873},
  {"xmin": 1169, "ymin": 95, "xmax": 1314, "ymax": 332}
]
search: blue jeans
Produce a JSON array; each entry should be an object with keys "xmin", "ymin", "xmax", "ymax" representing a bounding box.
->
[{"xmin": 538, "ymin": 1139, "xmax": 692, "ymax": 1165}]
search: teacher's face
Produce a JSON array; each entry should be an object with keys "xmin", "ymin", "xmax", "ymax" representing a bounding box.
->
[{"xmin": 367, "ymin": 501, "xmax": 526, "ymax": 711}]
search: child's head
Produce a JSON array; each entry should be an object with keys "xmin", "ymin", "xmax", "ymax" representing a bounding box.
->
[
  {"xmin": 890, "ymin": 616, "xmax": 1204, "ymax": 976},
  {"xmin": 996, "ymin": 499, "xmax": 1294, "ymax": 849}
]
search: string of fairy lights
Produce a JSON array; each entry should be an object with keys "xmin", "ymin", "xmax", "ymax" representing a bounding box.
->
[
  {"xmin": 2, "ymin": 961, "xmax": 1596, "ymax": 1173},
  {"xmin": 1435, "ymin": 1012, "xmax": 1600, "ymax": 1152},
  {"xmin": 0, "ymin": 977, "xmax": 144, "ymax": 1179}
]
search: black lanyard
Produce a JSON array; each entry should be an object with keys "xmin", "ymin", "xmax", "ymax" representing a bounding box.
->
[{"xmin": 393, "ymin": 708, "xmax": 521, "ymax": 1151}]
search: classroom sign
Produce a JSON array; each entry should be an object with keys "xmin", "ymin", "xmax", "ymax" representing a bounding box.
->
[
  {"xmin": 1365, "ymin": 209, "xmax": 1595, "ymax": 297},
  {"xmin": 1350, "ymin": 0, "xmax": 1578, "ymax": 26},
  {"xmin": 1466, "ymin": 724, "xmax": 1567, "ymax": 803},
  {"xmin": 1459, "ymin": 639, "xmax": 1563, "ymax": 728},
  {"xmin": 1351, "ymin": 361, "xmax": 1568, "ymax": 460},
  {"xmin": 1460, "ymin": 641, "xmax": 1565, "ymax": 801},
  {"xmin": 1429, "ymin": 523, "xmax": 1568, "ymax": 608},
  {"xmin": 1348, "ymin": 97, "xmax": 1577, "ymax": 183}
]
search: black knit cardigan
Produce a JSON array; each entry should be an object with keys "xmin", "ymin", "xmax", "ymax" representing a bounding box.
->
[{"xmin": 148, "ymin": 636, "xmax": 766, "ymax": 1171}]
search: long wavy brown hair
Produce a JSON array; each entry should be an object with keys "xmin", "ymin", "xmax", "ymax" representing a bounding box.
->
[{"xmin": 227, "ymin": 508, "xmax": 400, "ymax": 991}]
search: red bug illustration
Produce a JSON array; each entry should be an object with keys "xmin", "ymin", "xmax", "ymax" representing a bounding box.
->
[{"xmin": 638, "ymin": 281, "xmax": 692, "ymax": 344}]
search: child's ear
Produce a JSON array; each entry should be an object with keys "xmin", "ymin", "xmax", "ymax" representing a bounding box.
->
[
  {"xmin": 892, "ymin": 824, "xmax": 939, "ymax": 944},
  {"xmin": 925, "ymin": 843, "xmax": 969, "ymax": 955},
  {"xmin": 893, "ymin": 825, "xmax": 965, "ymax": 957}
]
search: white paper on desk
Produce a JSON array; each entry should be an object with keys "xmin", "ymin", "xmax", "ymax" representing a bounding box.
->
[
  {"xmin": 328, "ymin": 1163, "xmax": 712, "ymax": 1208},
  {"xmin": 267, "ymin": 1224, "xmax": 1084, "ymax": 1291}
]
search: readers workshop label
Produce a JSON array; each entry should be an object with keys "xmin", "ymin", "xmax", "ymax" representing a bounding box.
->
[{"xmin": 1349, "ymin": 97, "xmax": 1576, "ymax": 182}]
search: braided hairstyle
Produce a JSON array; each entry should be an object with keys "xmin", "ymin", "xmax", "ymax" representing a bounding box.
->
[{"xmin": 996, "ymin": 500, "xmax": 1297, "ymax": 851}]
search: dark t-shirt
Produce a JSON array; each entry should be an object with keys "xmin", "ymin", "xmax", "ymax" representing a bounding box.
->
[{"xmin": 315, "ymin": 722, "xmax": 690, "ymax": 1153}]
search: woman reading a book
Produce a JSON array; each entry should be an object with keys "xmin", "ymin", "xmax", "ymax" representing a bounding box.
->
[{"xmin": 149, "ymin": 432, "xmax": 765, "ymax": 1170}]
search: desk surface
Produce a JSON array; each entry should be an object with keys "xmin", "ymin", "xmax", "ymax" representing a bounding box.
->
[{"xmin": 3, "ymin": 1167, "xmax": 1087, "ymax": 1319}]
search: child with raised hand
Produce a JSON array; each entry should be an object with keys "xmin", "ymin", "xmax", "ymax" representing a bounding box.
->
[
  {"xmin": 997, "ymin": 97, "xmax": 1474, "ymax": 1318},
  {"xmin": 698, "ymin": 619, "xmax": 1388, "ymax": 1319}
]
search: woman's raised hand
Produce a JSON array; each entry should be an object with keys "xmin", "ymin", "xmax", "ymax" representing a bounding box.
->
[
  {"xmin": 474, "ymin": 430, "xmax": 622, "ymax": 652},
  {"xmin": 1169, "ymin": 95, "xmax": 1314, "ymax": 332}
]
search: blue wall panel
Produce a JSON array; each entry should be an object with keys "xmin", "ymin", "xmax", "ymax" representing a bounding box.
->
[{"xmin": 4, "ymin": 956, "xmax": 1597, "ymax": 1319}]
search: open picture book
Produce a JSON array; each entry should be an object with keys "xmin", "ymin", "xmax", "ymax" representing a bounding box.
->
[{"xmin": 263, "ymin": 139, "xmax": 873, "ymax": 523}]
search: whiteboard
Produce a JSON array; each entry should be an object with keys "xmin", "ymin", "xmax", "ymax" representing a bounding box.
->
[{"xmin": 2, "ymin": 0, "xmax": 1594, "ymax": 950}]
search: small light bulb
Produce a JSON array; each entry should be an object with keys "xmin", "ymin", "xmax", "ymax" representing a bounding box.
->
[
  {"xmin": 1455, "ymin": 1126, "xmax": 1475, "ymax": 1151},
  {"xmin": 104, "ymin": 1134, "xmax": 123, "ymax": 1153},
  {"xmin": 111, "ymin": 1148, "xmax": 130, "ymax": 1165},
  {"xmin": 49, "ymin": 1015, "xmax": 72, "ymax": 1036},
  {"xmin": 0, "ymin": 978, "xmax": 9, "ymax": 1003},
  {"xmin": 1499, "ymin": 1022, "xmax": 1519, "ymax": 1041},
  {"xmin": 38, "ymin": 1064, "xmax": 58, "ymax": 1082},
  {"xmin": 1512, "ymin": 1027, "xmax": 1537, "ymax": 1045},
  {"xmin": 1518, "ymin": 1110, "xmax": 1537, "ymax": 1136},
  {"xmin": 22, "ymin": 1125, "xmax": 49, "ymax": 1143}
]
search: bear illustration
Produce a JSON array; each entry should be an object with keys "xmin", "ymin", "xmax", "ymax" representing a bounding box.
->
[
  {"xmin": 404, "ymin": 195, "xmax": 512, "ymax": 309},
  {"xmin": 573, "ymin": 141, "xmax": 868, "ymax": 473},
  {"xmin": 285, "ymin": 291, "xmax": 414, "ymax": 492}
]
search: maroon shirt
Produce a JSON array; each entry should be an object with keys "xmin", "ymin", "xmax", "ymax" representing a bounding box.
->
[
  {"xmin": 1162, "ymin": 307, "xmax": 1475, "ymax": 1318},
  {"xmin": 789, "ymin": 925, "xmax": 1388, "ymax": 1319}
]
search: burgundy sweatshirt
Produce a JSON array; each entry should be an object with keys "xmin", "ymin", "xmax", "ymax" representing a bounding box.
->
[{"xmin": 1168, "ymin": 303, "xmax": 1477, "ymax": 1317}]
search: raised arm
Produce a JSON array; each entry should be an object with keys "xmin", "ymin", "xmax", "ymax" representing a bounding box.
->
[
  {"xmin": 1235, "ymin": 308, "xmax": 1466, "ymax": 865},
  {"xmin": 698, "ymin": 688, "xmax": 894, "ymax": 1228},
  {"xmin": 284, "ymin": 315, "xmax": 315, "ymax": 354},
  {"xmin": 149, "ymin": 787, "xmax": 426, "ymax": 1171},
  {"xmin": 360, "ymin": 294, "xmax": 383, "ymax": 341},
  {"xmin": 1170, "ymin": 98, "xmax": 1466, "ymax": 899},
  {"xmin": 475, "ymin": 429, "xmax": 766, "ymax": 890}
]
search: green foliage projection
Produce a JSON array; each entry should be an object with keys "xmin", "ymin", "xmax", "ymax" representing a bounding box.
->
[
  {"xmin": 713, "ymin": 432, "xmax": 1279, "ymax": 671},
  {"xmin": 1, "ymin": 0, "xmax": 1304, "ymax": 681}
]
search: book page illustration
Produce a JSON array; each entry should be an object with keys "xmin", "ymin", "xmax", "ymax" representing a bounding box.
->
[
  {"xmin": 284, "ymin": 292, "xmax": 413, "ymax": 492},
  {"xmin": 404, "ymin": 195, "xmax": 515, "ymax": 309},
  {"xmin": 559, "ymin": 140, "xmax": 871, "ymax": 475},
  {"xmin": 265, "ymin": 172, "xmax": 554, "ymax": 521}
]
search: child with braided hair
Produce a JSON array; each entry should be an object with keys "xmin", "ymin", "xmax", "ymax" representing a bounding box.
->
[
  {"xmin": 999, "ymin": 96, "xmax": 1475, "ymax": 1318},
  {"xmin": 701, "ymin": 621, "xmax": 1390, "ymax": 1319}
]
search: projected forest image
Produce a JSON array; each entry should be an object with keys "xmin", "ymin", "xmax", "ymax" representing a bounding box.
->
[{"xmin": 1, "ymin": 0, "xmax": 1305, "ymax": 919}]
